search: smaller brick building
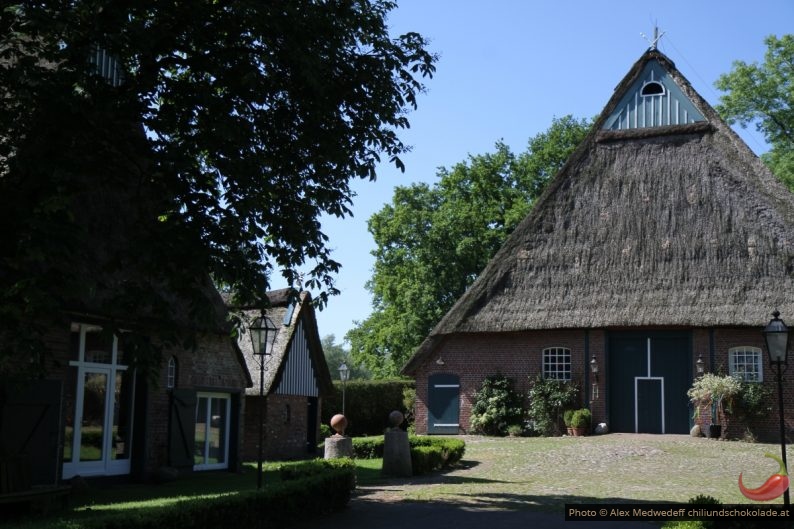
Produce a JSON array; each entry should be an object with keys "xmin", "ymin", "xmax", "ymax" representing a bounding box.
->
[
  {"xmin": 235, "ymin": 290, "xmax": 333, "ymax": 461},
  {"xmin": 403, "ymin": 47, "xmax": 794, "ymax": 441}
]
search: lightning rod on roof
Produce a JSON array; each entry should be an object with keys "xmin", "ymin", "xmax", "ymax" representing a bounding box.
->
[{"xmin": 641, "ymin": 25, "xmax": 665, "ymax": 51}]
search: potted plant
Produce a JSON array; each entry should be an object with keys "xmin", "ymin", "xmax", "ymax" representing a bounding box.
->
[
  {"xmin": 570, "ymin": 408, "xmax": 591, "ymax": 436},
  {"xmin": 563, "ymin": 409, "xmax": 575, "ymax": 436},
  {"xmin": 687, "ymin": 373, "xmax": 742, "ymax": 439}
]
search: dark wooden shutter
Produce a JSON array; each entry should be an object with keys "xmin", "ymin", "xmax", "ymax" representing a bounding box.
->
[{"xmin": 168, "ymin": 389, "xmax": 196, "ymax": 468}]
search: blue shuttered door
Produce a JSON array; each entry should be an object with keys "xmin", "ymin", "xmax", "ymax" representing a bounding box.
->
[{"xmin": 427, "ymin": 374, "xmax": 460, "ymax": 435}]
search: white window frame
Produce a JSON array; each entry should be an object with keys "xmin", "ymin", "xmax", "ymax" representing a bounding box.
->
[
  {"xmin": 729, "ymin": 346, "xmax": 763, "ymax": 382},
  {"xmin": 542, "ymin": 347, "xmax": 571, "ymax": 381},
  {"xmin": 193, "ymin": 392, "xmax": 232, "ymax": 471},
  {"xmin": 63, "ymin": 323, "xmax": 135, "ymax": 479}
]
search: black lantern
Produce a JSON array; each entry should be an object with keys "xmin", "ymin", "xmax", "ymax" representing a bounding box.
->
[
  {"xmin": 339, "ymin": 362, "xmax": 350, "ymax": 416},
  {"xmin": 589, "ymin": 355, "xmax": 599, "ymax": 380},
  {"xmin": 696, "ymin": 355, "xmax": 705, "ymax": 375},
  {"xmin": 249, "ymin": 313, "xmax": 277, "ymax": 490},
  {"xmin": 762, "ymin": 310, "xmax": 790, "ymax": 506},
  {"xmin": 763, "ymin": 310, "xmax": 789, "ymax": 365}
]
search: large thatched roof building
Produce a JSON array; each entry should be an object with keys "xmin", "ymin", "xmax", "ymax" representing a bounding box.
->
[{"xmin": 402, "ymin": 48, "xmax": 794, "ymax": 439}]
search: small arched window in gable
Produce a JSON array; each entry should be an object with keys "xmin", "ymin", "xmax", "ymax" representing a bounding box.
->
[
  {"xmin": 641, "ymin": 81, "xmax": 665, "ymax": 97},
  {"xmin": 167, "ymin": 356, "xmax": 178, "ymax": 390}
]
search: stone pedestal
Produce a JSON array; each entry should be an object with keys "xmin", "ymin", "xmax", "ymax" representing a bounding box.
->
[
  {"xmin": 324, "ymin": 434, "xmax": 353, "ymax": 459},
  {"xmin": 382, "ymin": 429, "xmax": 412, "ymax": 477}
]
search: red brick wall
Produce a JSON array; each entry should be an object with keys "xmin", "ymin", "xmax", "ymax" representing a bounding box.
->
[
  {"xmin": 243, "ymin": 394, "xmax": 318, "ymax": 461},
  {"xmin": 414, "ymin": 330, "xmax": 593, "ymax": 434},
  {"xmin": 36, "ymin": 323, "xmax": 249, "ymax": 480},
  {"xmin": 412, "ymin": 327, "xmax": 793, "ymax": 442}
]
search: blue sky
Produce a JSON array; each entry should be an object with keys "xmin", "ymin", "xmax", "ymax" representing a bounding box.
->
[{"xmin": 275, "ymin": 0, "xmax": 794, "ymax": 346}]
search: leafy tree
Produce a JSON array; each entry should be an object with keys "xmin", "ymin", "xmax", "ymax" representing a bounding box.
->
[
  {"xmin": 322, "ymin": 334, "xmax": 369, "ymax": 380},
  {"xmin": 716, "ymin": 35, "xmax": 794, "ymax": 189},
  {"xmin": 347, "ymin": 116, "xmax": 591, "ymax": 377},
  {"xmin": 0, "ymin": 1, "xmax": 435, "ymax": 378}
]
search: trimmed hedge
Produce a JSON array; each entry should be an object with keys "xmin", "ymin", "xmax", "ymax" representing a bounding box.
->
[
  {"xmin": 278, "ymin": 457, "xmax": 355, "ymax": 481},
  {"xmin": 45, "ymin": 467, "xmax": 355, "ymax": 529},
  {"xmin": 321, "ymin": 379, "xmax": 415, "ymax": 436},
  {"xmin": 351, "ymin": 435, "xmax": 465, "ymax": 475}
]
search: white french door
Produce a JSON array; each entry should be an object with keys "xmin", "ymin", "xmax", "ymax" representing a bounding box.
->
[
  {"xmin": 193, "ymin": 392, "xmax": 231, "ymax": 471},
  {"xmin": 63, "ymin": 324, "xmax": 135, "ymax": 479}
]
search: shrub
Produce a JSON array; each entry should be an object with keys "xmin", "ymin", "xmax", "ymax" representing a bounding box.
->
[
  {"xmin": 351, "ymin": 435, "xmax": 465, "ymax": 475},
  {"xmin": 563, "ymin": 409, "xmax": 575, "ymax": 428},
  {"xmin": 278, "ymin": 457, "xmax": 355, "ymax": 481},
  {"xmin": 469, "ymin": 374, "xmax": 524, "ymax": 436},
  {"xmin": 52, "ymin": 466, "xmax": 356, "ymax": 529},
  {"xmin": 570, "ymin": 408, "xmax": 591, "ymax": 429},
  {"xmin": 321, "ymin": 379, "xmax": 414, "ymax": 436},
  {"xmin": 526, "ymin": 375, "xmax": 580, "ymax": 436}
]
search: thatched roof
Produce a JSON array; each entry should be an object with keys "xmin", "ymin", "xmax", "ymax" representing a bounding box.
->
[
  {"xmin": 403, "ymin": 49, "xmax": 794, "ymax": 375},
  {"xmin": 233, "ymin": 289, "xmax": 333, "ymax": 398}
]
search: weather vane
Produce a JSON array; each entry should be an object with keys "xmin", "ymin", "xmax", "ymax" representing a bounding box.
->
[{"xmin": 641, "ymin": 25, "xmax": 665, "ymax": 50}]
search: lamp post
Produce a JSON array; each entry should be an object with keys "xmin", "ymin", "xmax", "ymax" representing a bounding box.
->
[
  {"xmin": 763, "ymin": 310, "xmax": 790, "ymax": 506},
  {"xmin": 338, "ymin": 362, "xmax": 350, "ymax": 416},
  {"xmin": 250, "ymin": 313, "xmax": 277, "ymax": 490}
]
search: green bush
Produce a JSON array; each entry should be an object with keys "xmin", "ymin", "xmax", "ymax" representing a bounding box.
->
[
  {"xmin": 278, "ymin": 457, "xmax": 355, "ymax": 481},
  {"xmin": 352, "ymin": 436, "xmax": 384, "ymax": 459},
  {"xmin": 570, "ymin": 408, "xmax": 591, "ymax": 428},
  {"xmin": 469, "ymin": 374, "xmax": 524, "ymax": 436},
  {"xmin": 321, "ymin": 379, "xmax": 414, "ymax": 436},
  {"xmin": 526, "ymin": 375, "xmax": 580, "ymax": 436},
  {"xmin": 51, "ymin": 467, "xmax": 356, "ymax": 529},
  {"xmin": 351, "ymin": 435, "xmax": 465, "ymax": 475}
]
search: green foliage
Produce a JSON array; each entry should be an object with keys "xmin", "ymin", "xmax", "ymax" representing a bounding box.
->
[
  {"xmin": 0, "ymin": 1, "xmax": 436, "ymax": 378},
  {"xmin": 39, "ymin": 466, "xmax": 355, "ymax": 529},
  {"xmin": 570, "ymin": 408, "xmax": 591, "ymax": 429},
  {"xmin": 469, "ymin": 374, "xmax": 525, "ymax": 436},
  {"xmin": 351, "ymin": 435, "xmax": 465, "ymax": 473},
  {"xmin": 716, "ymin": 35, "xmax": 794, "ymax": 189},
  {"xmin": 322, "ymin": 335, "xmax": 370, "ymax": 380},
  {"xmin": 563, "ymin": 409, "xmax": 575, "ymax": 428},
  {"xmin": 687, "ymin": 373, "xmax": 742, "ymax": 426},
  {"xmin": 321, "ymin": 379, "xmax": 414, "ymax": 436},
  {"xmin": 347, "ymin": 116, "xmax": 592, "ymax": 376},
  {"xmin": 278, "ymin": 457, "xmax": 355, "ymax": 481},
  {"xmin": 402, "ymin": 385, "xmax": 417, "ymax": 432},
  {"xmin": 526, "ymin": 375, "xmax": 580, "ymax": 436},
  {"xmin": 734, "ymin": 381, "xmax": 774, "ymax": 420}
]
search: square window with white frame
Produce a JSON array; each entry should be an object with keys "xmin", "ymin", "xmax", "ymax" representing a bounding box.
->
[
  {"xmin": 729, "ymin": 346, "xmax": 763, "ymax": 382},
  {"xmin": 543, "ymin": 347, "xmax": 571, "ymax": 381}
]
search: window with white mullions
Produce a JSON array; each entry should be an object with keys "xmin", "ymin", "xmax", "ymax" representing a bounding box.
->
[
  {"xmin": 543, "ymin": 347, "xmax": 571, "ymax": 381},
  {"xmin": 729, "ymin": 346, "xmax": 763, "ymax": 382}
]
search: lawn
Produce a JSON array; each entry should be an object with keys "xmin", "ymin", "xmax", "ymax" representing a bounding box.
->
[
  {"xmin": 364, "ymin": 434, "xmax": 792, "ymax": 510},
  {"xmin": 5, "ymin": 434, "xmax": 791, "ymax": 527}
]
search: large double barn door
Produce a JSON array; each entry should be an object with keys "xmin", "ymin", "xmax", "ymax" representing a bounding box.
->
[{"xmin": 608, "ymin": 332, "xmax": 691, "ymax": 434}]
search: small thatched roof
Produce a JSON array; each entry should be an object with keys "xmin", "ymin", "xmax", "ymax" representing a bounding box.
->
[
  {"xmin": 403, "ymin": 49, "xmax": 794, "ymax": 375},
  {"xmin": 233, "ymin": 289, "xmax": 333, "ymax": 398}
]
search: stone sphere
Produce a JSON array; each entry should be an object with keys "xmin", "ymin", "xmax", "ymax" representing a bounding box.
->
[
  {"xmin": 388, "ymin": 410, "xmax": 404, "ymax": 428},
  {"xmin": 330, "ymin": 413, "xmax": 348, "ymax": 435}
]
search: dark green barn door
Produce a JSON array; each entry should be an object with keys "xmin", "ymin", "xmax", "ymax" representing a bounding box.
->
[
  {"xmin": 609, "ymin": 332, "xmax": 691, "ymax": 434},
  {"xmin": 427, "ymin": 374, "xmax": 460, "ymax": 434}
]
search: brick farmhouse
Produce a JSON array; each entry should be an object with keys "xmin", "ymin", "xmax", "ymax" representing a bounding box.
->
[{"xmin": 403, "ymin": 48, "xmax": 794, "ymax": 440}]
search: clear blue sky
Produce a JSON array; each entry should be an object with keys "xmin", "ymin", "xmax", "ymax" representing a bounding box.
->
[{"xmin": 275, "ymin": 0, "xmax": 794, "ymax": 347}]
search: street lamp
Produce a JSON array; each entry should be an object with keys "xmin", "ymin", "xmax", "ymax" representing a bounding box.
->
[
  {"xmin": 250, "ymin": 313, "xmax": 277, "ymax": 490},
  {"xmin": 338, "ymin": 362, "xmax": 350, "ymax": 416},
  {"xmin": 762, "ymin": 310, "xmax": 790, "ymax": 506}
]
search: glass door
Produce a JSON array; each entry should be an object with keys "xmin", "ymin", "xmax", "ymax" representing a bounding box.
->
[{"xmin": 194, "ymin": 393, "xmax": 231, "ymax": 470}]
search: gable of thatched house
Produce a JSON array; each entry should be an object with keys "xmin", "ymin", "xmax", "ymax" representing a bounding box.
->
[
  {"xmin": 403, "ymin": 48, "xmax": 794, "ymax": 440},
  {"xmin": 233, "ymin": 289, "xmax": 333, "ymax": 460}
]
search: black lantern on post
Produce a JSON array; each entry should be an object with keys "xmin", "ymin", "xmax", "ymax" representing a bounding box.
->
[
  {"xmin": 338, "ymin": 362, "xmax": 350, "ymax": 416},
  {"xmin": 762, "ymin": 310, "xmax": 790, "ymax": 506},
  {"xmin": 249, "ymin": 313, "xmax": 277, "ymax": 490}
]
